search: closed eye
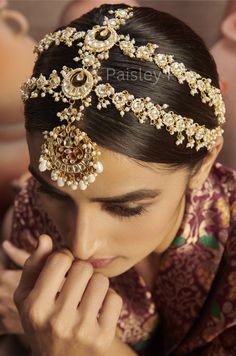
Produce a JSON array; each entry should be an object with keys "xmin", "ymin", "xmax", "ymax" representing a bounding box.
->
[
  {"xmin": 37, "ymin": 183, "xmax": 148, "ymax": 219},
  {"xmin": 103, "ymin": 204, "xmax": 148, "ymax": 219}
]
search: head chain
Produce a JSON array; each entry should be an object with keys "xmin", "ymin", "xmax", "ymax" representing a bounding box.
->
[{"xmin": 21, "ymin": 6, "xmax": 226, "ymax": 191}]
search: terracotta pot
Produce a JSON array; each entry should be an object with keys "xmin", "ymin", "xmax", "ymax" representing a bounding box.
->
[
  {"xmin": 0, "ymin": 7, "xmax": 36, "ymax": 126},
  {"xmin": 222, "ymin": 11, "xmax": 236, "ymax": 41},
  {"xmin": 211, "ymin": 12, "xmax": 236, "ymax": 169}
]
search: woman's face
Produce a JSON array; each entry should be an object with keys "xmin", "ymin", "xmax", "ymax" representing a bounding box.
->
[{"xmin": 27, "ymin": 133, "xmax": 190, "ymax": 278}]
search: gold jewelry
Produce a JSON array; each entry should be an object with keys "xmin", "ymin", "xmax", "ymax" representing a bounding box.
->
[{"xmin": 21, "ymin": 6, "xmax": 226, "ymax": 191}]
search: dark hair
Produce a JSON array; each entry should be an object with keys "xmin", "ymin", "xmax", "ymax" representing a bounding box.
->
[{"xmin": 25, "ymin": 3, "xmax": 220, "ymax": 170}]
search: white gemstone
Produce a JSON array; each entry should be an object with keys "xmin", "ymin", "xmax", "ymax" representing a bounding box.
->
[
  {"xmin": 118, "ymin": 9, "xmax": 127, "ymax": 17},
  {"xmin": 148, "ymin": 107, "xmax": 159, "ymax": 119},
  {"xmin": 109, "ymin": 19, "xmax": 117, "ymax": 26},
  {"xmin": 96, "ymin": 84, "xmax": 106, "ymax": 96},
  {"xmin": 176, "ymin": 119, "xmax": 185, "ymax": 131},
  {"xmin": 120, "ymin": 40, "xmax": 129, "ymax": 49},
  {"xmin": 132, "ymin": 99, "xmax": 144, "ymax": 112},
  {"xmin": 163, "ymin": 113, "xmax": 174, "ymax": 126}
]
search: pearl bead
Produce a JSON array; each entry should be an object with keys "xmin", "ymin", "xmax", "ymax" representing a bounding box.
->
[
  {"xmin": 57, "ymin": 177, "xmax": 65, "ymax": 187},
  {"xmin": 38, "ymin": 160, "xmax": 47, "ymax": 172},
  {"xmin": 51, "ymin": 171, "xmax": 58, "ymax": 181},
  {"xmin": 79, "ymin": 180, "xmax": 87, "ymax": 190},
  {"xmin": 71, "ymin": 184, "xmax": 78, "ymax": 190},
  {"xmin": 88, "ymin": 174, "xmax": 95, "ymax": 183},
  {"xmin": 95, "ymin": 161, "xmax": 103, "ymax": 173}
]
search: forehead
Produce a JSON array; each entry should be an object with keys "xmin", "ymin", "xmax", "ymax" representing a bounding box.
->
[{"xmin": 27, "ymin": 132, "xmax": 185, "ymax": 196}]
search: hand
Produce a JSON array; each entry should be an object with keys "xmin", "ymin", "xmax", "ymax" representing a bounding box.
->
[
  {"xmin": 103, "ymin": 336, "xmax": 138, "ymax": 356},
  {"xmin": 0, "ymin": 240, "xmax": 31, "ymax": 335},
  {"xmin": 14, "ymin": 234, "xmax": 123, "ymax": 356}
]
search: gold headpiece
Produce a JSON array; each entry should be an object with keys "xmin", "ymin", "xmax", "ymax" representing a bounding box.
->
[{"xmin": 21, "ymin": 6, "xmax": 226, "ymax": 191}]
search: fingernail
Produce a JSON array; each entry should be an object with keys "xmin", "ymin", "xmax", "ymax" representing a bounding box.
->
[
  {"xmin": 36, "ymin": 234, "xmax": 53, "ymax": 252},
  {"xmin": 37, "ymin": 235, "xmax": 45, "ymax": 249},
  {"xmin": 60, "ymin": 248, "xmax": 74, "ymax": 259}
]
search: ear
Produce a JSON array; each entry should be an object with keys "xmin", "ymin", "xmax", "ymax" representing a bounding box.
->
[{"xmin": 188, "ymin": 135, "xmax": 224, "ymax": 190}]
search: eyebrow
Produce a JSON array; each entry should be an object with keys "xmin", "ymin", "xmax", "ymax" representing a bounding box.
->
[{"xmin": 28, "ymin": 164, "xmax": 161, "ymax": 203}]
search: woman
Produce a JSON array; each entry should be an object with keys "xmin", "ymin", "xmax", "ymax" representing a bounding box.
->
[{"xmin": 1, "ymin": 3, "xmax": 236, "ymax": 355}]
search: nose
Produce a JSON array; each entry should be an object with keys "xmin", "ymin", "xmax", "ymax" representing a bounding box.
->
[{"xmin": 69, "ymin": 206, "xmax": 103, "ymax": 261}]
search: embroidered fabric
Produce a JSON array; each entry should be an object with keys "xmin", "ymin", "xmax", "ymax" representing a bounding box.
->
[{"xmin": 9, "ymin": 162, "xmax": 236, "ymax": 355}]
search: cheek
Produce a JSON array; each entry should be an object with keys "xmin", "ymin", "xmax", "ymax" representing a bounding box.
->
[{"xmin": 112, "ymin": 194, "xmax": 184, "ymax": 252}]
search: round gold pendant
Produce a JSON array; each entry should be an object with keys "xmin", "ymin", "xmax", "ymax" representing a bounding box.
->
[
  {"xmin": 84, "ymin": 26, "xmax": 118, "ymax": 52},
  {"xmin": 39, "ymin": 124, "xmax": 103, "ymax": 190},
  {"xmin": 62, "ymin": 68, "xmax": 94, "ymax": 99}
]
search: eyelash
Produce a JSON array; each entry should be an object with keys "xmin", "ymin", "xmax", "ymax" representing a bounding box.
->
[
  {"xmin": 104, "ymin": 205, "xmax": 148, "ymax": 219},
  {"xmin": 36, "ymin": 184, "xmax": 148, "ymax": 219}
]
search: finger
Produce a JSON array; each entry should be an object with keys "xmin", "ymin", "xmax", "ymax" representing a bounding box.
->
[
  {"xmin": 2, "ymin": 240, "xmax": 31, "ymax": 268},
  {"xmin": 30, "ymin": 248, "xmax": 74, "ymax": 304},
  {"xmin": 14, "ymin": 234, "xmax": 53, "ymax": 302},
  {"xmin": 98, "ymin": 289, "xmax": 123, "ymax": 332},
  {"xmin": 0, "ymin": 270, "xmax": 22, "ymax": 287},
  {"xmin": 78, "ymin": 273, "xmax": 109, "ymax": 322},
  {"xmin": 56, "ymin": 261, "xmax": 93, "ymax": 310}
]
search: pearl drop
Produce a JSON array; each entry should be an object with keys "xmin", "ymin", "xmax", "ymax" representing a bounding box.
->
[
  {"xmin": 95, "ymin": 161, "xmax": 103, "ymax": 173},
  {"xmin": 71, "ymin": 184, "xmax": 78, "ymax": 190},
  {"xmin": 88, "ymin": 174, "xmax": 95, "ymax": 183},
  {"xmin": 51, "ymin": 171, "xmax": 58, "ymax": 181},
  {"xmin": 39, "ymin": 160, "xmax": 47, "ymax": 172},
  {"xmin": 57, "ymin": 177, "xmax": 65, "ymax": 187},
  {"xmin": 79, "ymin": 180, "xmax": 87, "ymax": 190}
]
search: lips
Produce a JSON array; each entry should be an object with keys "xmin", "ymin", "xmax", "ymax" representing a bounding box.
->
[{"xmin": 87, "ymin": 257, "xmax": 117, "ymax": 268}]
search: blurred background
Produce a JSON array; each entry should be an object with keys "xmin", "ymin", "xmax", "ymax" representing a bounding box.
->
[
  {"xmin": 0, "ymin": 0, "xmax": 236, "ymax": 231},
  {"xmin": 7, "ymin": 0, "xmax": 229, "ymax": 44}
]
